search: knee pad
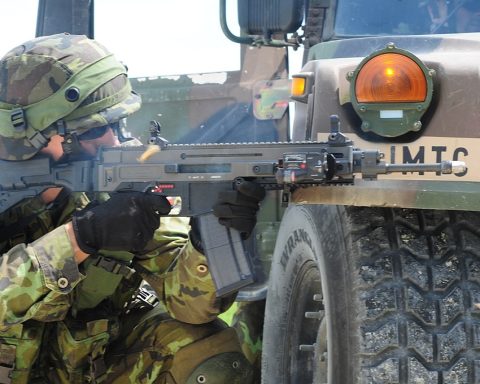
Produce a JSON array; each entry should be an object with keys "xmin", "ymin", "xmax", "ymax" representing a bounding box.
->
[
  {"xmin": 185, "ymin": 351, "xmax": 253, "ymax": 384},
  {"xmin": 166, "ymin": 327, "xmax": 254, "ymax": 384}
]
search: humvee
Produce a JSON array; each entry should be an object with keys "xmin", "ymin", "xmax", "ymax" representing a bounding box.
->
[{"xmin": 23, "ymin": 0, "xmax": 480, "ymax": 383}]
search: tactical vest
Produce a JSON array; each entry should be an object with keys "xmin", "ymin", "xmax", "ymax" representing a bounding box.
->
[{"xmin": 0, "ymin": 191, "xmax": 145, "ymax": 383}]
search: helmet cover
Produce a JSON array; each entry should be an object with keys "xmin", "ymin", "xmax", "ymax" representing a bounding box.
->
[{"xmin": 0, "ymin": 33, "xmax": 141, "ymax": 160}]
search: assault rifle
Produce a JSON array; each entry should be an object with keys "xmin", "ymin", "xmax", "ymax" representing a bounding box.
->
[{"xmin": 0, "ymin": 117, "xmax": 466, "ymax": 297}]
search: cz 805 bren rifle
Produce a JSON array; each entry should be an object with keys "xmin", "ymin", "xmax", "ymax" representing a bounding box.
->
[{"xmin": 0, "ymin": 117, "xmax": 466, "ymax": 297}]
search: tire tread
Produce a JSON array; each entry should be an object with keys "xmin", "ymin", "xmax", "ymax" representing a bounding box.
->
[{"xmin": 349, "ymin": 208, "xmax": 480, "ymax": 383}]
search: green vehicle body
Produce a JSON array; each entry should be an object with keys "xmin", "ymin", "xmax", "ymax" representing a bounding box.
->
[
  {"xmin": 29, "ymin": 0, "xmax": 480, "ymax": 382},
  {"xmin": 292, "ymin": 34, "xmax": 480, "ymax": 211}
]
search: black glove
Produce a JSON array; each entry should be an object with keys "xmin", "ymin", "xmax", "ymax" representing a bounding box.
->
[
  {"xmin": 72, "ymin": 192, "xmax": 171, "ymax": 254},
  {"xmin": 212, "ymin": 180, "xmax": 266, "ymax": 239}
]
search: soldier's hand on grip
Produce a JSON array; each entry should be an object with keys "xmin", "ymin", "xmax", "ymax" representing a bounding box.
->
[
  {"xmin": 213, "ymin": 180, "xmax": 266, "ymax": 239},
  {"xmin": 72, "ymin": 192, "xmax": 171, "ymax": 254}
]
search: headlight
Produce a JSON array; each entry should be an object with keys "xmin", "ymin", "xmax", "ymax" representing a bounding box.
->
[{"xmin": 348, "ymin": 43, "xmax": 434, "ymax": 137}]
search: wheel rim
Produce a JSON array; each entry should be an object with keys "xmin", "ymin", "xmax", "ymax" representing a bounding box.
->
[{"xmin": 286, "ymin": 259, "xmax": 327, "ymax": 383}]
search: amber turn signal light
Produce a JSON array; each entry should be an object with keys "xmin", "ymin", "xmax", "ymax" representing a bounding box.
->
[
  {"xmin": 355, "ymin": 53, "xmax": 427, "ymax": 103},
  {"xmin": 290, "ymin": 73, "xmax": 314, "ymax": 103},
  {"xmin": 291, "ymin": 76, "xmax": 306, "ymax": 97}
]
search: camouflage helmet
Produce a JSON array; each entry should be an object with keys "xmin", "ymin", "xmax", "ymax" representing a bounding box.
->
[{"xmin": 0, "ymin": 33, "xmax": 141, "ymax": 160}]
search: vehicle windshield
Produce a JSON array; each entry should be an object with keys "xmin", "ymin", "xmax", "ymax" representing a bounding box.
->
[
  {"xmin": 94, "ymin": 0, "xmax": 292, "ymax": 144},
  {"xmin": 335, "ymin": 0, "xmax": 480, "ymax": 36}
]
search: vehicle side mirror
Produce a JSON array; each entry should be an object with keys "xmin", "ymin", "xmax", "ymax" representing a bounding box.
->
[
  {"xmin": 220, "ymin": 0, "xmax": 306, "ymax": 47},
  {"xmin": 238, "ymin": 0, "xmax": 304, "ymax": 35}
]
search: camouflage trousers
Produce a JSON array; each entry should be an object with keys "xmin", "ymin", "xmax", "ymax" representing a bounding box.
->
[
  {"xmin": 3, "ymin": 305, "xmax": 252, "ymax": 384},
  {"xmin": 101, "ymin": 306, "xmax": 252, "ymax": 384},
  {"xmin": 230, "ymin": 300, "xmax": 265, "ymax": 383}
]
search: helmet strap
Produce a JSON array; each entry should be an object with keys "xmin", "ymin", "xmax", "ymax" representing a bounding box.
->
[
  {"xmin": 61, "ymin": 132, "xmax": 84, "ymax": 157},
  {"xmin": 56, "ymin": 120, "xmax": 85, "ymax": 159}
]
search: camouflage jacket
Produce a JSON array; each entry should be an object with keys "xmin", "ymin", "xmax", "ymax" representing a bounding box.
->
[{"xmin": 0, "ymin": 190, "xmax": 225, "ymax": 327}]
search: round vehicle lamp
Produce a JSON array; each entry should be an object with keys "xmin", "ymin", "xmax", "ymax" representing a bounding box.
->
[{"xmin": 348, "ymin": 43, "xmax": 434, "ymax": 137}]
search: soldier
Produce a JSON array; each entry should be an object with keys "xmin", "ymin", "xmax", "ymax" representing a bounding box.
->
[{"xmin": 0, "ymin": 33, "xmax": 264, "ymax": 383}]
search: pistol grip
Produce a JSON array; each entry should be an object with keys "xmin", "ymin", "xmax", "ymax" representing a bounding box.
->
[{"xmin": 197, "ymin": 213, "xmax": 255, "ymax": 297}]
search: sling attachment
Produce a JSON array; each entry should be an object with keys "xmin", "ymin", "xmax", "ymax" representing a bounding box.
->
[
  {"xmin": 0, "ymin": 344, "xmax": 16, "ymax": 384},
  {"xmin": 137, "ymin": 287, "xmax": 159, "ymax": 308},
  {"xmin": 124, "ymin": 284, "xmax": 159, "ymax": 314}
]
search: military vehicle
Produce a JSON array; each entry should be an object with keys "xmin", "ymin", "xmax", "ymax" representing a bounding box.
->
[{"xmin": 9, "ymin": 0, "xmax": 480, "ymax": 383}]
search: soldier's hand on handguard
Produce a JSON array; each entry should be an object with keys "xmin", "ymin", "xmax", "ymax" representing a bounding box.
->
[
  {"xmin": 212, "ymin": 181, "xmax": 266, "ymax": 239},
  {"xmin": 72, "ymin": 192, "xmax": 171, "ymax": 254}
]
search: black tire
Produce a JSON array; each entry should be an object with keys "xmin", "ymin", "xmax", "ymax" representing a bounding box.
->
[
  {"xmin": 262, "ymin": 204, "xmax": 355, "ymax": 384},
  {"xmin": 261, "ymin": 204, "xmax": 480, "ymax": 383}
]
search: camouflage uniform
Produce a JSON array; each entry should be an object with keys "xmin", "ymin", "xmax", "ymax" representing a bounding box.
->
[
  {"xmin": 0, "ymin": 34, "xmax": 253, "ymax": 384},
  {"xmin": 230, "ymin": 301, "xmax": 265, "ymax": 382}
]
